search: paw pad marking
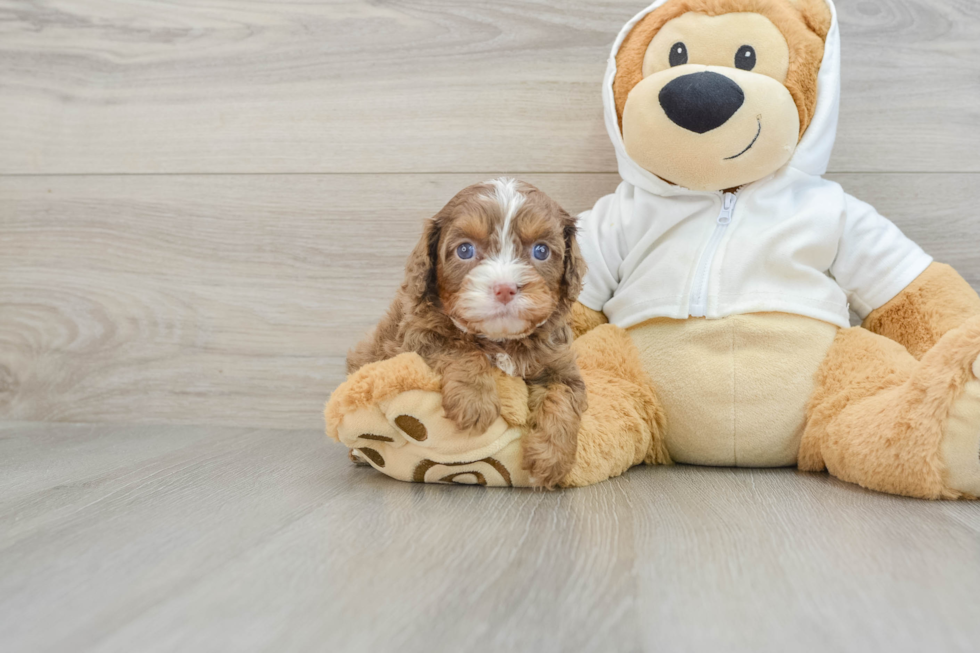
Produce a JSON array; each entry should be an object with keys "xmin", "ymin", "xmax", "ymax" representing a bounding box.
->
[
  {"xmin": 440, "ymin": 472, "xmax": 487, "ymax": 485},
  {"xmin": 413, "ymin": 457, "xmax": 512, "ymax": 486},
  {"xmin": 356, "ymin": 447, "xmax": 386, "ymax": 468},
  {"xmin": 349, "ymin": 449, "xmax": 370, "ymax": 466},
  {"xmin": 394, "ymin": 415, "xmax": 428, "ymax": 441},
  {"xmin": 359, "ymin": 434, "xmax": 394, "ymax": 443}
]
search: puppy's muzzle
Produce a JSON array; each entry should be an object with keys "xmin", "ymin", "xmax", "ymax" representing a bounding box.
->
[
  {"xmin": 493, "ymin": 282, "xmax": 518, "ymax": 305},
  {"xmin": 659, "ymin": 71, "xmax": 745, "ymax": 134}
]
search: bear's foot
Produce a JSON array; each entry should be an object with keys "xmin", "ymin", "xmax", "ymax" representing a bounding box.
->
[
  {"xmin": 325, "ymin": 353, "xmax": 533, "ymax": 487},
  {"xmin": 939, "ymin": 356, "xmax": 980, "ymax": 498},
  {"xmin": 805, "ymin": 316, "xmax": 980, "ymax": 499}
]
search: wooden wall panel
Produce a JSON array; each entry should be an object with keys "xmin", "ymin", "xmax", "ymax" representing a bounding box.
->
[
  {"xmin": 2, "ymin": 172, "xmax": 977, "ymax": 429},
  {"xmin": 0, "ymin": 0, "xmax": 977, "ymax": 174}
]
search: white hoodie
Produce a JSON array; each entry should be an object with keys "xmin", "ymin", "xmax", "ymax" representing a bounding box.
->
[{"xmin": 577, "ymin": 0, "xmax": 932, "ymax": 329}]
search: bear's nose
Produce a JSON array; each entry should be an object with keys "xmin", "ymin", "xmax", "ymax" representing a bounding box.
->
[{"xmin": 659, "ymin": 71, "xmax": 745, "ymax": 134}]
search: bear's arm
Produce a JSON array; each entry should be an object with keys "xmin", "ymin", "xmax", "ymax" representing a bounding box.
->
[
  {"xmin": 571, "ymin": 301, "xmax": 608, "ymax": 338},
  {"xmin": 862, "ymin": 262, "xmax": 980, "ymax": 359}
]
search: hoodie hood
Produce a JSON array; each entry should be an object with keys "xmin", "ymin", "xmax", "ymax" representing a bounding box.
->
[{"xmin": 602, "ymin": 0, "xmax": 840, "ymax": 197}]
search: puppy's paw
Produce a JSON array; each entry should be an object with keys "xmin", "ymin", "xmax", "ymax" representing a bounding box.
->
[
  {"xmin": 521, "ymin": 430, "xmax": 577, "ymax": 490},
  {"xmin": 441, "ymin": 382, "xmax": 501, "ymax": 434}
]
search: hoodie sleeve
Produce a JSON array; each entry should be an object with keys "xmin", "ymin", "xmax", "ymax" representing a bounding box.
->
[
  {"xmin": 830, "ymin": 193, "xmax": 933, "ymax": 319},
  {"xmin": 576, "ymin": 190, "xmax": 627, "ymax": 312}
]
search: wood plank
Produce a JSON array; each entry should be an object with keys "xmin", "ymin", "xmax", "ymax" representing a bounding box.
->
[
  {"xmin": 629, "ymin": 466, "xmax": 980, "ymax": 652},
  {"xmin": 2, "ymin": 172, "xmax": 978, "ymax": 429},
  {"xmin": 0, "ymin": 173, "xmax": 617, "ymax": 429},
  {"xmin": 1, "ymin": 422, "xmax": 979, "ymax": 652},
  {"xmin": 1, "ymin": 1, "xmax": 977, "ymax": 175}
]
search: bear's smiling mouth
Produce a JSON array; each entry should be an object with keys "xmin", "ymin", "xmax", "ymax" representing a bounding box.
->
[{"xmin": 724, "ymin": 118, "xmax": 762, "ymax": 160}]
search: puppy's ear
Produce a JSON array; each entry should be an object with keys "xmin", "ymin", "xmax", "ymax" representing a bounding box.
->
[
  {"xmin": 559, "ymin": 211, "xmax": 586, "ymax": 308},
  {"xmin": 404, "ymin": 211, "xmax": 444, "ymax": 306}
]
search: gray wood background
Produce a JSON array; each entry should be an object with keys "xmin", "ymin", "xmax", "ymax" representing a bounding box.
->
[
  {"xmin": 2, "ymin": 0, "xmax": 979, "ymax": 429},
  {"xmin": 3, "ymin": 4, "xmax": 980, "ymax": 652}
]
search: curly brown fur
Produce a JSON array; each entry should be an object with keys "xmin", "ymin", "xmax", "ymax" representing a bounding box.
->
[
  {"xmin": 523, "ymin": 351, "xmax": 588, "ymax": 488},
  {"xmin": 347, "ymin": 179, "xmax": 588, "ymax": 488}
]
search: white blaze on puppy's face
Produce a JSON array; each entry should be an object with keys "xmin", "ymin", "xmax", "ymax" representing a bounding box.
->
[
  {"xmin": 460, "ymin": 179, "xmax": 532, "ymax": 338},
  {"xmin": 440, "ymin": 178, "xmax": 563, "ymax": 341}
]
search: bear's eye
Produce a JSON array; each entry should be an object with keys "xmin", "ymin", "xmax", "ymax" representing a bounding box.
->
[
  {"xmin": 669, "ymin": 42, "xmax": 688, "ymax": 67},
  {"xmin": 735, "ymin": 45, "xmax": 756, "ymax": 71}
]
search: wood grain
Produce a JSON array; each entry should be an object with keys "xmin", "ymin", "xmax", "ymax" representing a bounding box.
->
[
  {"xmin": 1, "ymin": 421, "xmax": 979, "ymax": 653},
  {"xmin": 0, "ymin": 0, "xmax": 978, "ymax": 175},
  {"xmin": 2, "ymin": 172, "xmax": 978, "ymax": 429},
  {"xmin": 2, "ymin": 3, "xmax": 979, "ymax": 650}
]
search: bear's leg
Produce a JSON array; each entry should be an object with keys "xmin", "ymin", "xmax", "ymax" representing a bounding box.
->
[
  {"xmin": 560, "ymin": 324, "xmax": 670, "ymax": 487},
  {"xmin": 800, "ymin": 316, "xmax": 980, "ymax": 499},
  {"xmin": 326, "ymin": 324, "xmax": 668, "ymax": 488},
  {"xmin": 326, "ymin": 352, "xmax": 534, "ymax": 486}
]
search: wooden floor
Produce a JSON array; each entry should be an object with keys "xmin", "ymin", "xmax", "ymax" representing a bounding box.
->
[
  {"xmin": 2, "ymin": 421, "xmax": 979, "ymax": 653},
  {"xmin": 3, "ymin": 1, "xmax": 980, "ymax": 651}
]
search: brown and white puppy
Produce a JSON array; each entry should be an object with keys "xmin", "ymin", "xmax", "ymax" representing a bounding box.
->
[{"xmin": 347, "ymin": 178, "xmax": 588, "ymax": 488}]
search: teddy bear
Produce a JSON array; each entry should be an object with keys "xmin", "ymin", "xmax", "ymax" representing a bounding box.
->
[{"xmin": 325, "ymin": 0, "xmax": 980, "ymax": 499}]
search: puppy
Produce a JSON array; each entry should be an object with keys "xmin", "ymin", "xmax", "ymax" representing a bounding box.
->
[{"xmin": 347, "ymin": 178, "xmax": 588, "ymax": 488}]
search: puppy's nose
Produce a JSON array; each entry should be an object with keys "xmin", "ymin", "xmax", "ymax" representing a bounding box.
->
[
  {"xmin": 493, "ymin": 282, "xmax": 518, "ymax": 305},
  {"xmin": 659, "ymin": 71, "xmax": 745, "ymax": 134}
]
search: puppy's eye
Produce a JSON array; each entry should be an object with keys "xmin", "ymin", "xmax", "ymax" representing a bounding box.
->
[
  {"xmin": 456, "ymin": 243, "xmax": 475, "ymax": 260},
  {"xmin": 532, "ymin": 243, "xmax": 550, "ymax": 261},
  {"xmin": 669, "ymin": 42, "xmax": 688, "ymax": 67},
  {"xmin": 735, "ymin": 45, "xmax": 756, "ymax": 71}
]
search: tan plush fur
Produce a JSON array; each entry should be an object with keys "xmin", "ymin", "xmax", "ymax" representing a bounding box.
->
[
  {"xmin": 801, "ymin": 316, "xmax": 980, "ymax": 499},
  {"xmin": 327, "ymin": 350, "xmax": 530, "ymax": 437},
  {"xmin": 325, "ymin": 353, "xmax": 441, "ymax": 443},
  {"xmin": 571, "ymin": 301, "xmax": 609, "ymax": 338},
  {"xmin": 561, "ymin": 325, "xmax": 670, "ymax": 487},
  {"xmin": 786, "ymin": 0, "xmax": 832, "ymax": 39},
  {"xmin": 862, "ymin": 263, "xmax": 980, "ymax": 360},
  {"xmin": 496, "ymin": 370, "xmax": 532, "ymax": 428},
  {"xmin": 613, "ymin": 0, "xmax": 828, "ymax": 137}
]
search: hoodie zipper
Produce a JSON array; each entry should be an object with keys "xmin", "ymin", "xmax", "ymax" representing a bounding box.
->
[{"xmin": 689, "ymin": 191, "xmax": 739, "ymax": 317}]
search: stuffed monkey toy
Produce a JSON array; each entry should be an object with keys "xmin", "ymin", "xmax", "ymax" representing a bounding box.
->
[{"xmin": 326, "ymin": 0, "xmax": 980, "ymax": 499}]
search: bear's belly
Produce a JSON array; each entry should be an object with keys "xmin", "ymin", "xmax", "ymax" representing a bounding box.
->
[{"xmin": 627, "ymin": 313, "xmax": 839, "ymax": 467}]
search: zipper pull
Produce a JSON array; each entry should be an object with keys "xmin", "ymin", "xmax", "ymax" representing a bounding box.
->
[{"xmin": 717, "ymin": 192, "xmax": 737, "ymax": 225}]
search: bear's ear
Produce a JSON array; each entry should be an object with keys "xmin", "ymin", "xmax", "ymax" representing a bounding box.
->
[{"xmin": 785, "ymin": 0, "xmax": 832, "ymax": 41}]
